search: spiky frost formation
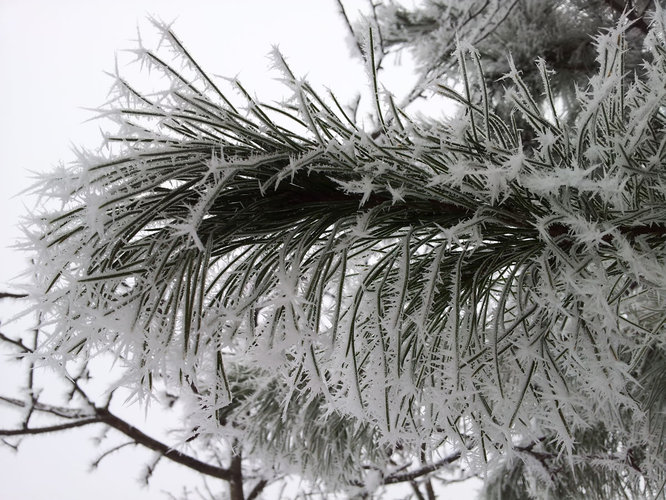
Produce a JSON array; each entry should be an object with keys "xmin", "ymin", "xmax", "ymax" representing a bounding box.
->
[{"xmin": 26, "ymin": 12, "xmax": 665, "ymax": 495}]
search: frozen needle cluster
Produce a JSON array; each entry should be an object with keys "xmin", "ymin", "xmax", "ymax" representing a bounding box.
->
[{"xmin": 25, "ymin": 12, "xmax": 666, "ymax": 495}]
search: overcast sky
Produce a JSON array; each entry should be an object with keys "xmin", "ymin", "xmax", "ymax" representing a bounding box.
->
[
  {"xmin": 0, "ymin": 0, "xmax": 371, "ymax": 288},
  {"xmin": 0, "ymin": 2, "xmax": 479, "ymax": 498}
]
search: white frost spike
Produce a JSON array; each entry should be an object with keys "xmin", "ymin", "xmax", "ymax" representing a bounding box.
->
[{"xmin": 386, "ymin": 183, "xmax": 405, "ymax": 204}]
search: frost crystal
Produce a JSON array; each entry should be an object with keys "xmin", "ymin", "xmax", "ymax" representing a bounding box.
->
[{"xmin": 24, "ymin": 12, "xmax": 666, "ymax": 492}]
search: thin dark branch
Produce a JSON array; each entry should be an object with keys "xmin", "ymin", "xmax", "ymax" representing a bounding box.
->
[
  {"xmin": 473, "ymin": 0, "xmax": 520, "ymax": 45},
  {"xmin": 0, "ymin": 332, "xmax": 32, "ymax": 353},
  {"xmin": 96, "ymin": 407, "xmax": 234, "ymax": 481},
  {"xmin": 24, "ymin": 326, "xmax": 39, "ymax": 429},
  {"xmin": 141, "ymin": 452, "xmax": 163, "ymax": 486},
  {"xmin": 547, "ymin": 222, "xmax": 666, "ymax": 247},
  {"xmin": 367, "ymin": 0, "xmax": 386, "ymax": 67},
  {"xmin": 1, "ymin": 337, "xmax": 235, "ymax": 483},
  {"xmin": 514, "ymin": 441, "xmax": 645, "ymax": 475},
  {"xmin": 1, "ymin": 438, "xmax": 19, "ymax": 451},
  {"xmin": 424, "ymin": 475, "xmax": 437, "ymax": 500},
  {"xmin": 335, "ymin": 0, "xmax": 366, "ymax": 59},
  {"xmin": 247, "ymin": 478, "xmax": 269, "ymax": 500},
  {"xmin": 0, "ymin": 417, "xmax": 102, "ymax": 436},
  {"xmin": 383, "ymin": 452, "xmax": 461, "ymax": 485},
  {"xmin": 0, "ymin": 394, "xmax": 93, "ymax": 419},
  {"xmin": 13, "ymin": 393, "xmax": 88, "ymax": 418},
  {"xmin": 419, "ymin": 443, "xmax": 437, "ymax": 500},
  {"xmin": 65, "ymin": 361, "xmax": 90, "ymax": 403},
  {"xmin": 228, "ymin": 443, "xmax": 244, "ymax": 500},
  {"xmin": 410, "ymin": 481, "xmax": 427, "ymax": 500},
  {"xmin": 91, "ymin": 441, "xmax": 137, "ymax": 469},
  {"xmin": 0, "ymin": 292, "xmax": 28, "ymax": 300}
]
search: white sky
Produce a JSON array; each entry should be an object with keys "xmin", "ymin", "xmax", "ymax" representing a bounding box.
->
[{"xmin": 0, "ymin": 1, "xmax": 479, "ymax": 498}]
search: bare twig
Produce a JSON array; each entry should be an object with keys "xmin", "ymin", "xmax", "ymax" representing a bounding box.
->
[
  {"xmin": 247, "ymin": 478, "xmax": 269, "ymax": 500},
  {"xmin": 420, "ymin": 444, "xmax": 437, "ymax": 500},
  {"xmin": 91, "ymin": 441, "xmax": 137, "ymax": 469},
  {"xmin": 383, "ymin": 452, "xmax": 462, "ymax": 485},
  {"xmin": 23, "ymin": 325, "xmax": 40, "ymax": 429},
  {"xmin": 335, "ymin": 0, "xmax": 366, "ymax": 59},
  {"xmin": 367, "ymin": 0, "xmax": 386, "ymax": 68},
  {"xmin": 410, "ymin": 481, "xmax": 426, "ymax": 500},
  {"xmin": 0, "ymin": 395, "xmax": 236, "ymax": 482},
  {"xmin": 228, "ymin": 441, "xmax": 245, "ymax": 500},
  {"xmin": 0, "ymin": 292, "xmax": 28, "ymax": 300},
  {"xmin": 1, "ymin": 438, "xmax": 19, "ymax": 451},
  {"xmin": 95, "ymin": 407, "xmax": 234, "ymax": 482},
  {"xmin": 0, "ymin": 332, "xmax": 32, "ymax": 353},
  {"xmin": 0, "ymin": 417, "xmax": 102, "ymax": 436},
  {"xmin": 0, "ymin": 321, "xmax": 239, "ymax": 485},
  {"xmin": 0, "ymin": 394, "xmax": 92, "ymax": 419},
  {"xmin": 141, "ymin": 453, "xmax": 164, "ymax": 485}
]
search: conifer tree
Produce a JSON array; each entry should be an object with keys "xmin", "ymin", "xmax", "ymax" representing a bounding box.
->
[{"xmin": 4, "ymin": 2, "xmax": 666, "ymax": 498}]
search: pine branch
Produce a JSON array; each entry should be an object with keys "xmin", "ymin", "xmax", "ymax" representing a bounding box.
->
[{"xmin": 21, "ymin": 12, "xmax": 666, "ymax": 493}]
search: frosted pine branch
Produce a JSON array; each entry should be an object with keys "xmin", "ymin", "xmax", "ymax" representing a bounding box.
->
[{"xmin": 21, "ymin": 10, "xmax": 666, "ymax": 496}]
